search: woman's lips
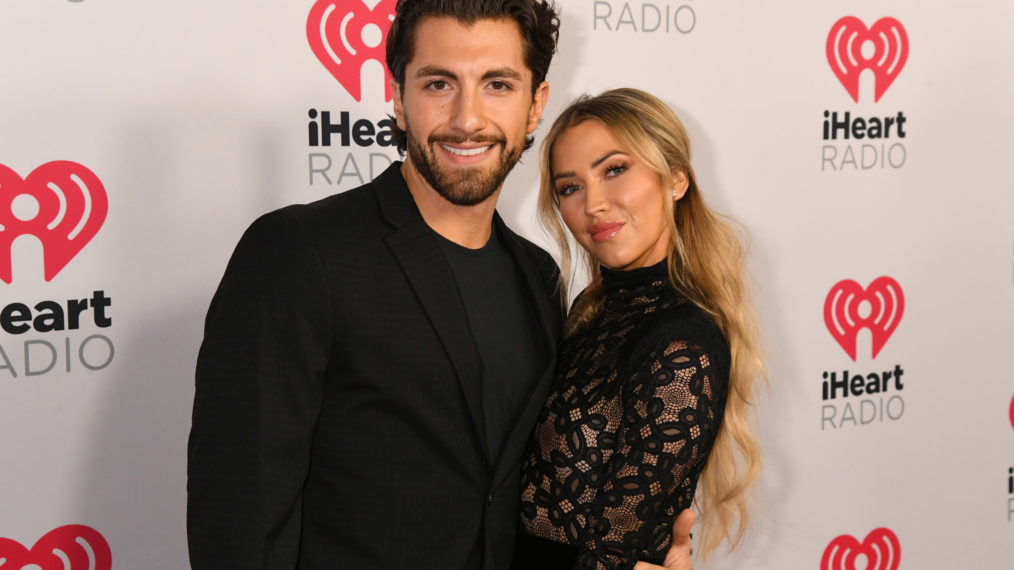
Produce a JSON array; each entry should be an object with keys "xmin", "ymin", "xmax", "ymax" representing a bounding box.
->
[{"xmin": 589, "ymin": 222, "xmax": 625, "ymax": 243}]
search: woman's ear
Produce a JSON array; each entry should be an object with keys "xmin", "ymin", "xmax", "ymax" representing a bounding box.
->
[{"xmin": 671, "ymin": 170, "xmax": 690, "ymax": 201}]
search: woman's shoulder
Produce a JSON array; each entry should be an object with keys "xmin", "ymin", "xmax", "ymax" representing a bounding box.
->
[
  {"xmin": 631, "ymin": 301, "xmax": 730, "ymax": 365},
  {"xmin": 620, "ymin": 301, "xmax": 732, "ymax": 407}
]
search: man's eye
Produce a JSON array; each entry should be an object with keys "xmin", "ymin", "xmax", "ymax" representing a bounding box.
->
[
  {"xmin": 489, "ymin": 81, "xmax": 511, "ymax": 91},
  {"xmin": 427, "ymin": 80, "xmax": 449, "ymax": 90}
]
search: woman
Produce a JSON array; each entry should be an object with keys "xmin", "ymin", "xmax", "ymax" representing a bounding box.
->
[{"xmin": 515, "ymin": 89, "xmax": 763, "ymax": 569}]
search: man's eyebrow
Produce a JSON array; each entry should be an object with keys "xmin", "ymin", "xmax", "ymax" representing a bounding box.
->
[
  {"xmin": 414, "ymin": 66, "xmax": 457, "ymax": 80},
  {"xmin": 412, "ymin": 67, "xmax": 523, "ymax": 82},
  {"xmin": 482, "ymin": 68, "xmax": 523, "ymax": 81}
]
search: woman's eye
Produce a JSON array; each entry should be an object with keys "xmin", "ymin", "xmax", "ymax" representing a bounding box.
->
[
  {"xmin": 557, "ymin": 183, "xmax": 581, "ymax": 196},
  {"xmin": 605, "ymin": 164, "xmax": 627, "ymax": 177}
]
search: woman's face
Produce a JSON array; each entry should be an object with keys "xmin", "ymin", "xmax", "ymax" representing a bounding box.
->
[{"xmin": 551, "ymin": 120, "xmax": 688, "ymax": 271}]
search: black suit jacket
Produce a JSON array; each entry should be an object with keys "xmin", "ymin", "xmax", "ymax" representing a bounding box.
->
[{"xmin": 188, "ymin": 163, "xmax": 563, "ymax": 569}]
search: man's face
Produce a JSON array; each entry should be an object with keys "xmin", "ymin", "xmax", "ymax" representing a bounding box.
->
[{"xmin": 393, "ymin": 16, "xmax": 549, "ymax": 206}]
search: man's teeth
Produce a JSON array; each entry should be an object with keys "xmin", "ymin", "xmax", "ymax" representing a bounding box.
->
[{"xmin": 442, "ymin": 144, "xmax": 492, "ymax": 157}]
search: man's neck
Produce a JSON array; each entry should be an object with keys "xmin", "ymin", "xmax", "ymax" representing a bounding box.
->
[{"xmin": 400, "ymin": 161, "xmax": 502, "ymax": 250}]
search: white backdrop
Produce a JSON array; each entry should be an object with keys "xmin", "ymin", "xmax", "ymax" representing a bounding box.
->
[{"xmin": 1, "ymin": 1, "xmax": 1013, "ymax": 568}]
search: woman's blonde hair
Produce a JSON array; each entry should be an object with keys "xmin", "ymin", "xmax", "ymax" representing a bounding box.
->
[{"xmin": 537, "ymin": 88, "xmax": 764, "ymax": 559}]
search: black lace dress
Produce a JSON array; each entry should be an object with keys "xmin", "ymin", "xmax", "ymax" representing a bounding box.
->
[{"xmin": 515, "ymin": 261, "xmax": 730, "ymax": 570}]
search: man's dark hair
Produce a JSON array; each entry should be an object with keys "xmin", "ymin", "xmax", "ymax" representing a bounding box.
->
[{"xmin": 386, "ymin": 0, "xmax": 560, "ymax": 153}]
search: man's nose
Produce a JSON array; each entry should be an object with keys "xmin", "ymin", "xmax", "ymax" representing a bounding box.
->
[{"xmin": 449, "ymin": 89, "xmax": 487, "ymax": 135}]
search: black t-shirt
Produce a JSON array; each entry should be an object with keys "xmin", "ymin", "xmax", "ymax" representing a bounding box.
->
[{"xmin": 436, "ymin": 226, "xmax": 543, "ymax": 462}]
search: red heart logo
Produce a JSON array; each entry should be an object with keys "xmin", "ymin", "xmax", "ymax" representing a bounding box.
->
[
  {"xmin": 821, "ymin": 527, "xmax": 900, "ymax": 570},
  {"xmin": 306, "ymin": 0, "xmax": 397, "ymax": 102},
  {"xmin": 0, "ymin": 161, "xmax": 108, "ymax": 283},
  {"xmin": 1009, "ymin": 394, "xmax": 1014, "ymax": 431},
  {"xmin": 0, "ymin": 525, "xmax": 112, "ymax": 570},
  {"xmin": 826, "ymin": 17, "xmax": 908, "ymax": 102},
  {"xmin": 824, "ymin": 277, "xmax": 904, "ymax": 361}
]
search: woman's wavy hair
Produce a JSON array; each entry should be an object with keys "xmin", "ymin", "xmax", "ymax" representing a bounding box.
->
[{"xmin": 537, "ymin": 87, "xmax": 764, "ymax": 559}]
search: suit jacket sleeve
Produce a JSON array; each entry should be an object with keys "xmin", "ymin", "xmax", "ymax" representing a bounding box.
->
[{"xmin": 188, "ymin": 208, "xmax": 332, "ymax": 568}]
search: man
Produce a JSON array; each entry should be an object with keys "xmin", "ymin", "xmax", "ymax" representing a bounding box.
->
[{"xmin": 188, "ymin": 1, "xmax": 693, "ymax": 568}]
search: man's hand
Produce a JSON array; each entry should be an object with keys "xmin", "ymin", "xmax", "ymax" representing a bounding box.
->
[{"xmin": 633, "ymin": 509, "xmax": 694, "ymax": 570}]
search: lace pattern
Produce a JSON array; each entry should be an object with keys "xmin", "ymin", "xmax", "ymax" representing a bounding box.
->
[{"xmin": 519, "ymin": 262, "xmax": 730, "ymax": 570}]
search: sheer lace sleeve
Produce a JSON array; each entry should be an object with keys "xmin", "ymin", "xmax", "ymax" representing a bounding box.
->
[
  {"xmin": 519, "ymin": 266, "xmax": 732, "ymax": 569},
  {"xmin": 571, "ymin": 328, "xmax": 728, "ymax": 570}
]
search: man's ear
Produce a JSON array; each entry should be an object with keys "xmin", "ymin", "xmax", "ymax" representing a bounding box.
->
[
  {"xmin": 391, "ymin": 79, "xmax": 406, "ymax": 131},
  {"xmin": 527, "ymin": 81, "xmax": 550, "ymax": 134}
]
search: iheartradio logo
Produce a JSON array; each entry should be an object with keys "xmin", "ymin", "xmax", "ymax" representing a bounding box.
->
[
  {"xmin": 0, "ymin": 525, "xmax": 111, "ymax": 570},
  {"xmin": 307, "ymin": 0, "xmax": 396, "ymax": 102},
  {"xmin": 0, "ymin": 161, "xmax": 108, "ymax": 284},
  {"xmin": 821, "ymin": 527, "xmax": 900, "ymax": 570},
  {"xmin": 826, "ymin": 17, "xmax": 908, "ymax": 103},
  {"xmin": 824, "ymin": 277, "xmax": 904, "ymax": 361}
]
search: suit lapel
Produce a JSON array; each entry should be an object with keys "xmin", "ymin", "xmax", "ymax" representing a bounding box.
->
[
  {"xmin": 375, "ymin": 165, "xmax": 490, "ymax": 463},
  {"xmin": 495, "ymin": 214, "xmax": 561, "ymax": 365},
  {"xmin": 492, "ymin": 217, "xmax": 564, "ymax": 485}
]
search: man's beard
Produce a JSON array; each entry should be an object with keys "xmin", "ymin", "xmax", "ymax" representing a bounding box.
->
[{"xmin": 406, "ymin": 128, "xmax": 523, "ymax": 206}]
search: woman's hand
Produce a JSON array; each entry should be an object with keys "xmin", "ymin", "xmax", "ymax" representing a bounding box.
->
[{"xmin": 633, "ymin": 509, "xmax": 694, "ymax": 570}]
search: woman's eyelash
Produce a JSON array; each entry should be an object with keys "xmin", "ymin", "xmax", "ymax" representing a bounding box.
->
[{"xmin": 557, "ymin": 183, "xmax": 581, "ymax": 196}]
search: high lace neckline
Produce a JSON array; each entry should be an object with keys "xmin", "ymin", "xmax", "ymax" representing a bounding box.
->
[{"xmin": 601, "ymin": 259, "xmax": 673, "ymax": 312}]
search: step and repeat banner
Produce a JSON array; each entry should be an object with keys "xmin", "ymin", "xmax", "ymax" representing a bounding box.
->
[{"xmin": 2, "ymin": 1, "xmax": 1012, "ymax": 568}]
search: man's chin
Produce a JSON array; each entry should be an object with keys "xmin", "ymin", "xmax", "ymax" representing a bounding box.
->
[
  {"xmin": 434, "ymin": 176, "xmax": 501, "ymax": 206},
  {"xmin": 427, "ymin": 158, "xmax": 505, "ymax": 205},
  {"xmin": 406, "ymin": 136, "xmax": 520, "ymax": 206}
]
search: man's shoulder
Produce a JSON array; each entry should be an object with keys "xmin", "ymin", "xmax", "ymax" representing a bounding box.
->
[
  {"xmin": 496, "ymin": 220, "xmax": 556, "ymax": 268},
  {"xmin": 235, "ymin": 192, "xmax": 371, "ymax": 254},
  {"xmin": 495, "ymin": 219, "xmax": 562, "ymax": 310},
  {"xmin": 255, "ymin": 165, "xmax": 404, "ymax": 239},
  {"xmin": 292, "ymin": 177, "xmax": 384, "ymax": 222}
]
